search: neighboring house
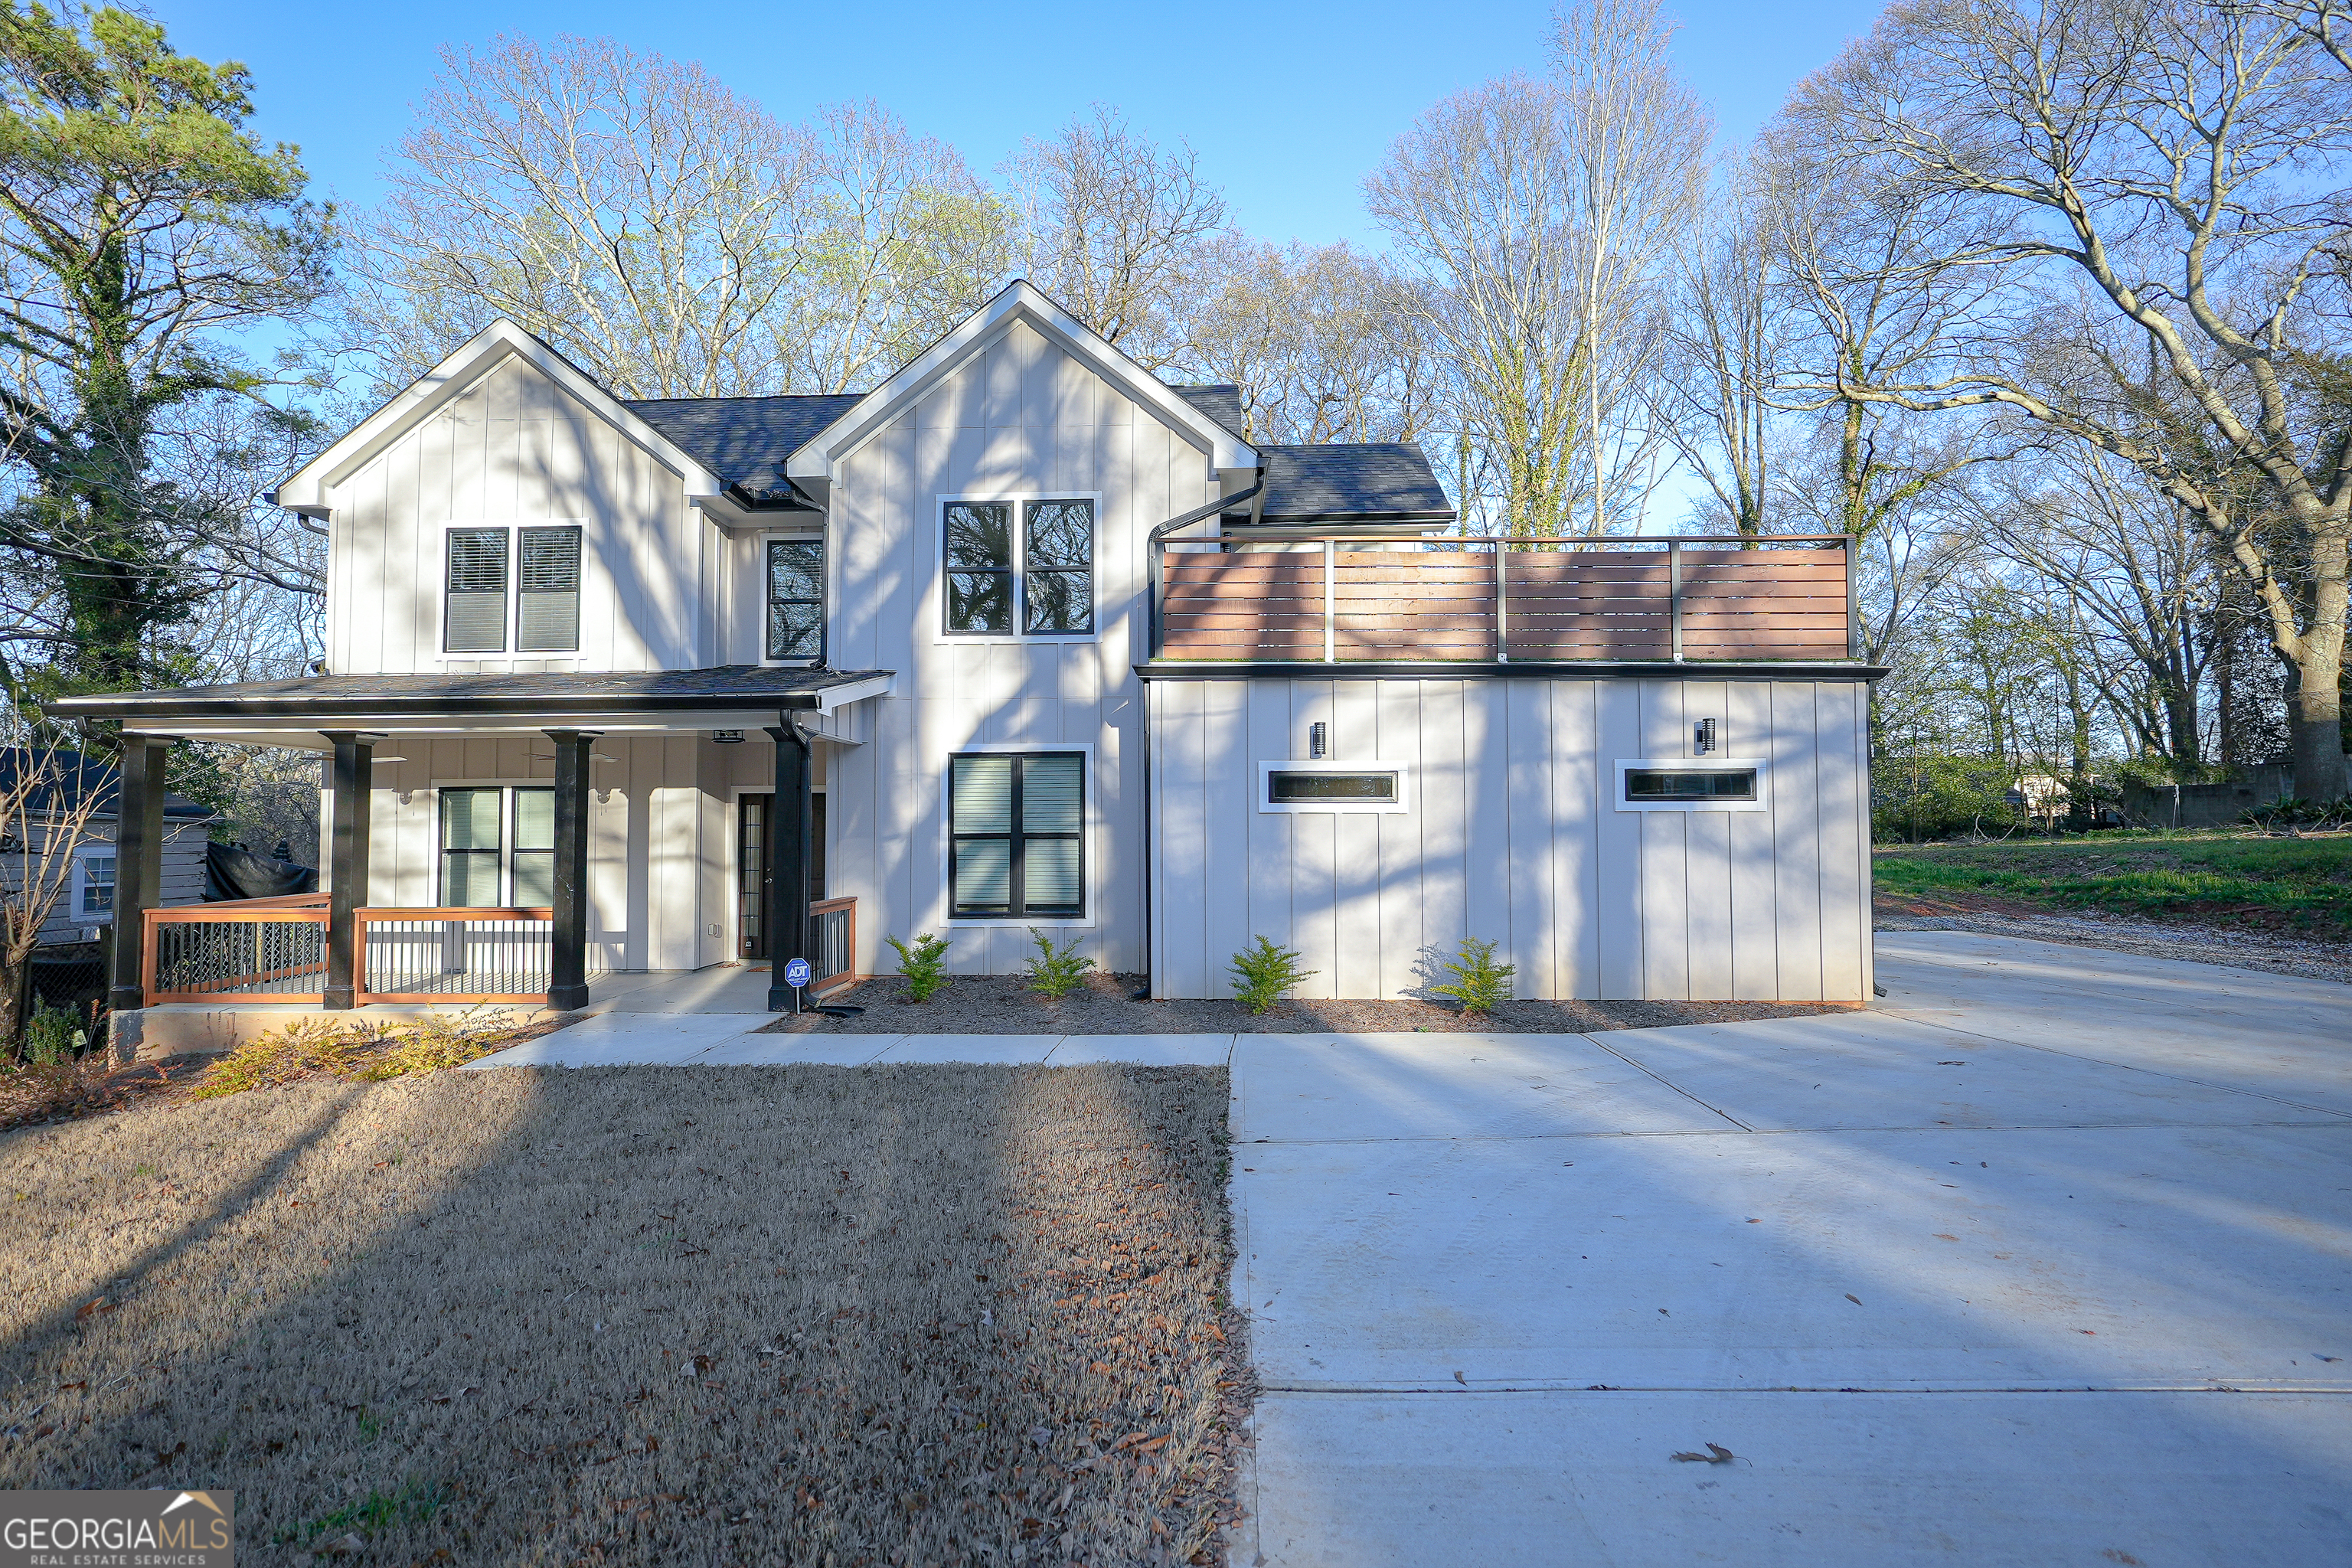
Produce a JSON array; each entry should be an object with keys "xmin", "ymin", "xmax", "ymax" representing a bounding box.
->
[
  {"xmin": 49, "ymin": 282, "xmax": 1879, "ymax": 1014},
  {"xmin": 0, "ymin": 748, "xmax": 211, "ymax": 948}
]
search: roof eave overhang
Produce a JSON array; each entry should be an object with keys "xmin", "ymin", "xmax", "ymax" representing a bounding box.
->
[
  {"xmin": 1135, "ymin": 661, "xmax": 1887, "ymax": 681},
  {"xmin": 274, "ymin": 320, "xmax": 728, "ymax": 517},
  {"xmin": 783, "ymin": 281, "xmax": 1256, "ymax": 483},
  {"xmin": 47, "ymin": 672, "xmax": 896, "ymax": 729}
]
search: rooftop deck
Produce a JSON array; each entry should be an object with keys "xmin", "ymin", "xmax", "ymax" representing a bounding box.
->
[{"xmin": 1149, "ymin": 532, "xmax": 1857, "ymax": 665}]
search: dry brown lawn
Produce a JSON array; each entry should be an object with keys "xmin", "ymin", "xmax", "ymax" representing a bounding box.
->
[{"xmin": 0, "ymin": 1063, "xmax": 1243, "ymax": 1566}]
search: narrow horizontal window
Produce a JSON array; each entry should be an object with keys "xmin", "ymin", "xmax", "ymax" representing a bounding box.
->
[
  {"xmin": 1268, "ymin": 770, "xmax": 1398, "ymax": 803},
  {"xmin": 1625, "ymin": 768, "xmax": 1757, "ymax": 802}
]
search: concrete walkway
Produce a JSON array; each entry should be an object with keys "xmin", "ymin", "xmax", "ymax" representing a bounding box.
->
[{"xmin": 1232, "ymin": 931, "xmax": 2352, "ymax": 1566}]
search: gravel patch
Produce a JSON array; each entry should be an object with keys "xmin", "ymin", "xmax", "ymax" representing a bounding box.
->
[
  {"xmin": 1877, "ymin": 908, "xmax": 2352, "ymax": 986},
  {"xmin": 761, "ymin": 971, "xmax": 1858, "ymax": 1035},
  {"xmin": 0, "ymin": 1063, "xmax": 1243, "ymax": 1565}
]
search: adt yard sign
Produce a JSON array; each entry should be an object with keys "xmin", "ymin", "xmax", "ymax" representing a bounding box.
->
[{"xmin": 783, "ymin": 957, "xmax": 812, "ymax": 988}]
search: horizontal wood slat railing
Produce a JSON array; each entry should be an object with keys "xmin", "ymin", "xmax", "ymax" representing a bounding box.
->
[
  {"xmin": 808, "ymin": 896, "xmax": 857, "ymax": 997},
  {"xmin": 142, "ymin": 900, "xmax": 604, "ymax": 1008},
  {"xmin": 1153, "ymin": 533, "xmax": 1859, "ymax": 663}
]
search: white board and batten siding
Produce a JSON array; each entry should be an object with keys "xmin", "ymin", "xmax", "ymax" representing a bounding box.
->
[
  {"xmin": 821, "ymin": 319, "xmax": 1217, "ymax": 978},
  {"xmin": 324, "ymin": 355, "xmax": 708, "ymax": 676},
  {"xmin": 1148, "ymin": 675, "xmax": 1873, "ymax": 1002}
]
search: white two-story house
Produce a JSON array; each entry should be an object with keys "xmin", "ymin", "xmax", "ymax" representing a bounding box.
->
[{"xmin": 57, "ymin": 282, "xmax": 1877, "ymax": 1024}]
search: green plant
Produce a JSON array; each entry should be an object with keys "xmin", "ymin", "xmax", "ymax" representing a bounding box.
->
[
  {"xmin": 885, "ymin": 932, "xmax": 952, "ymax": 1001},
  {"xmin": 1227, "ymin": 936, "xmax": 1315, "ymax": 1014},
  {"xmin": 1431, "ymin": 936, "xmax": 1515, "ymax": 1016},
  {"xmin": 21, "ymin": 1001, "xmax": 85, "ymax": 1067},
  {"xmin": 1024, "ymin": 929, "xmax": 1095, "ymax": 999},
  {"xmin": 351, "ymin": 1008, "xmax": 509, "ymax": 1080}
]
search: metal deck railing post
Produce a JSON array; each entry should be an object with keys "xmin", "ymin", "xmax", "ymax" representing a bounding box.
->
[
  {"xmin": 1494, "ymin": 540, "xmax": 1509, "ymax": 662},
  {"xmin": 1669, "ymin": 537, "xmax": 1684, "ymax": 663},
  {"xmin": 1324, "ymin": 537, "xmax": 1337, "ymax": 664},
  {"xmin": 1845, "ymin": 534, "xmax": 1862, "ymax": 658}
]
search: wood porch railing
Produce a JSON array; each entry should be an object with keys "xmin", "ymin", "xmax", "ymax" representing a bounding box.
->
[
  {"xmin": 142, "ymin": 900, "xmax": 615, "ymax": 1007},
  {"xmin": 142, "ymin": 893, "xmax": 332, "ymax": 1004},
  {"xmin": 1151, "ymin": 531, "xmax": 1859, "ymax": 663},
  {"xmin": 808, "ymin": 895, "xmax": 857, "ymax": 997}
]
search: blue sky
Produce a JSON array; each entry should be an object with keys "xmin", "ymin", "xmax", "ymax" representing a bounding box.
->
[{"xmin": 161, "ymin": 0, "xmax": 1889, "ymax": 250}]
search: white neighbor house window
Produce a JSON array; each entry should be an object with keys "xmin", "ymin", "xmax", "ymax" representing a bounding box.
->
[
  {"xmin": 941, "ymin": 499, "xmax": 1094, "ymax": 637},
  {"xmin": 74, "ymin": 848, "xmax": 116, "ymax": 920},
  {"xmin": 443, "ymin": 525, "xmax": 583, "ymax": 654},
  {"xmin": 439, "ymin": 787, "xmax": 556, "ymax": 906}
]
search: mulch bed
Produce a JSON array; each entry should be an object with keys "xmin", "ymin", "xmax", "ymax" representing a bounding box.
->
[
  {"xmin": 0, "ymin": 1062, "xmax": 1244, "ymax": 1566},
  {"xmin": 762, "ymin": 970, "xmax": 1858, "ymax": 1034}
]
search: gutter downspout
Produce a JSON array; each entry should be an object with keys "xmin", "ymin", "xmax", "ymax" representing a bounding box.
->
[{"xmin": 1139, "ymin": 475, "xmax": 1263, "ymax": 999}]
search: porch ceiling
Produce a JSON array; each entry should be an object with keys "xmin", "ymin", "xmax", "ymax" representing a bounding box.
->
[{"xmin": 41, "ymin": 666, "xmax": 893, "ymax": 747}]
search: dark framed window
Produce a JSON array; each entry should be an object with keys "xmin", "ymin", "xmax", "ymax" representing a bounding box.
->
[
  {"xmin": 1625, "ymin": 768, "xmax": 1758, "ymax": 802},
  {"xmin": 766, "ymin": 538, "xmax": 825, "ymax": 659},
  {"xmin": 945, "ymin": 503, "xmax": 1012, "ymax": 633},
  {"xmin": 949, "ymin": 752, "xmax": 1084, "ymax": 918},
  {"xmin": 439, "ymin": 786, "xmax": 555, "ymax": 906},
  {"xmin": 1023, "ymin": 500, "xmax": 1093, "ymax": 633},
  {"xmin": 1269, "ymin": 770, "xmax": 1399, "ymax": 803},
  {"xmin": 518, "ymin": 527, "xmax": 583, "ymax": 652},
  {"xmin": 444, "ymin": 528, "xmax": 510, "ymax": 653}
]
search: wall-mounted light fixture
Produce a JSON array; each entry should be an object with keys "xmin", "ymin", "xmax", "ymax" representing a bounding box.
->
[
  {"xmin": 1693, "ymin": 718, "xmax": 1717, "ymax": 756},
  {"xmin": 711, "ymin": 730, "xmax": 744, "ymax": 745},
  {"xmin": 1308, "ymin": 721, "xmax": 1328, "ymax": 760}
]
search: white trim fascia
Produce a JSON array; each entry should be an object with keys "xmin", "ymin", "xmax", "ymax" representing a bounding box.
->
[
  {"xmin": 276, "ymin": 319, "xmax": 726, "ymax": 515},
  {"xmin": 1612, "ymin": 756, "xmax": 1771, "ymax": 812},
  {"xmin": 784, "ymin": 281, "xmax": 1255, "ymax": 483},
  {"xmin": 940, "ymin": 740, "xmax": 1100, "ymax": 930},
  {"xmin": 1256, "ymin": 759, "xmax": 1413, "ymax": 815}
]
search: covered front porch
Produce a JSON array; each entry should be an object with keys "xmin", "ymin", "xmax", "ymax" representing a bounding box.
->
[{"xmin": 44, "ymin": 668, "xmax": 890, "ymax": 1050}]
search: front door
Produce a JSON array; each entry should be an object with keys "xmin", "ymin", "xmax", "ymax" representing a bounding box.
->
[{"xmin": 738, "ymin": 792, "xmax": 824, "ymax": 960}]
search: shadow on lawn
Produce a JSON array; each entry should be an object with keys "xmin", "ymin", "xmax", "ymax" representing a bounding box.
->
[{"xmin": 0, "ymin": 1062, "xmax": 1240, "ymax": 1566}]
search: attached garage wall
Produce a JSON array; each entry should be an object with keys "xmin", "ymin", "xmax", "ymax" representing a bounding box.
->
[{"xmin": 1145, "ymin": 675, "xmax": 1873, "ymax": 1002}]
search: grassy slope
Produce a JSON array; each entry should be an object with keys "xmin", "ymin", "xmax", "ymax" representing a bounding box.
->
[{"xmin": 1874, "ymin": 831, "xmax": 2352, "ymax": 939}]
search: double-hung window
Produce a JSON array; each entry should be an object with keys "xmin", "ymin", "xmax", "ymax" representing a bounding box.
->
[
  {"xmin": 443, "ymin": 525, "xmax": 583, "ymax": 653},
  {"xmin": 948, "ymin": 753, "xmax": 1084, "ymax": 918},
  {"xmin": 766, "ymin": 538, "xmax": 825, "ymax": 660},
  {"xmin": 942, "ymin": 498, "xmax": 1093, "ymax": 636},
  {"xmin": 439, "ymin": 787, "xmax": 555, "ymax": 906}
]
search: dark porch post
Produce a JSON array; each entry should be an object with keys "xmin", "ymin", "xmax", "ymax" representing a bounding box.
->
[
  {"xmin": 545, "ymin": 729, "xmax": 597, "ymax": 1011},
  {"xmin": 321, "ymin": 731, "xmax": 378, "ymax": 1009},
  {"xmin": 765, "ymin": 711, "xmax": 815, "ymax": 1011},
  {"xmin": 105, "ymin": 734, "xmax": 172, "ymax": 1015}
]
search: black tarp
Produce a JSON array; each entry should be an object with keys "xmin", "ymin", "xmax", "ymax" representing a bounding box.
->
[{"xmin": 205, "ymin": 840, "xmax": 318, "ymax": 901}]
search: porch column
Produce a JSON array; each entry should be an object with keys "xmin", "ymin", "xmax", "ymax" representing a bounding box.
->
[
  {"xmin": 320, "ymin": 731, "xmax": 379, "ymax": 1009},
  {"xmin": 544, "ymin": 729, "xmax": 597, "ymax": 1011},
  {"xmin": 765, "ymin": 714, "xmax": 814, "ymax": 1011},
  {"xmin": 104, "ymin": 734, "xmax": 172, "ymax": 1014}
]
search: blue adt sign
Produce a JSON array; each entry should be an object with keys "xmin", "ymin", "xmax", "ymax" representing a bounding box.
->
[{"xmin": 782, "ymin": 958, "xmax": 812, "ymax": 988}]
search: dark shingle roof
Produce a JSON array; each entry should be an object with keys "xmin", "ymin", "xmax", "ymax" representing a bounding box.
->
[
  {"xmin": 1167, "ymin": 384, "xmax": 1250, "ymax": 442},
  {"xmin": 1249, "ymin": 443, "xmax": 1455, "ymax": 521},
  {"xmin": 625, "ymin": 395, "xmax": 864, "ymax": 505},
  {"xmin": 0, "ymin": 747, "xmax": 211, "ymax": 818}
]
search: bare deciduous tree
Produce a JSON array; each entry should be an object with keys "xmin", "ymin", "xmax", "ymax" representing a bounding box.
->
[
  {"xmin": 1656, "ymin": 157, "xmax": 1787, "ymax": 536},
  {"xmin": 1001, "ymin": 106, "xmax": 1227, "ymax": 367},
  {"xmin": 1782, "ymin": 0, "xmax": 2352, "ymax": 798},
  {"xmin": 348, "ymin": 37, "xmax": 1008, "ymax": 399},
  {"xmin": 0, "ymin": 747, "xmax": 105, "ymax": 1043}
]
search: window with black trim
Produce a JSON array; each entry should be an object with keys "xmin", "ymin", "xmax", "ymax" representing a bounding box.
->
[
  {"xmin": 766, "ymin": 538, "xmax": 825, "ymax": 659},
  {"xmin": 444, "ymin": 525, "xmax": 583, "ymax": 654},
  {"xmin": 942, "ymin": 498, "xmax": 1093, "ymax": 635},
  {"xmin": 445, "ymin": 528, "xmax": 510, "ymax": 652},
  {"xmin": 439, "ymin": 787, "xmax": 555, "ymax": 906},
  {"xmin": 518, "ymin": 527, "xmax": 583, "ymax": 652},
  {"xmin": 1625, "ymin": 767, "xmax": 1757, "ymax": 802},
  {"xmin": 948, "ymin": 753, "xmax": 1084, "ymax": 918}
]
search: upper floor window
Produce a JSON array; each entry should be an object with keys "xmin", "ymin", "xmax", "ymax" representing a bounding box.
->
[
  {"xmin": 444, "ymin": 525, "xmax": 583, "ymax": 654},
  {"xmin": 942, "ymin": 498, "xmax": 1093, "ymax": 637},
  {"xmin": 767, "ymin": 538, "xmax": 825, "ymax": 661}
]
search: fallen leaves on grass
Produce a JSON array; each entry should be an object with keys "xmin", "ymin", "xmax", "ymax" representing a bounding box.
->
[{"xmin": 1671, "ymin": 1443, "xmax": 1738, "ymax": 1465}]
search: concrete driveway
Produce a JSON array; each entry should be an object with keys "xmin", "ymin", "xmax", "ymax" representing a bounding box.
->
[{"xmin": 1230, "ymin": 931, "xmax": 2352, "ymax": 1566}]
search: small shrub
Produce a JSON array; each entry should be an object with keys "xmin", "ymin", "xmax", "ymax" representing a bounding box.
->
[
  {"xmin": 351, "ymin": 1008, "xmax": 510, "ymax": 1080},
  {"xmin": 21, "ymin": 1001, "xmax": 86, "ymax": 1067},
  {"xmin": 1024, "ymin": 929, "xmax": 1095, "ymax": 999},
  {"xmin": 1431, "ymin": 936, "xmax": 1515, "ymax": 1016},
  {"xmin": 1228, "ymin": 936, "xmax": 1315, "ymax": 1014},
  {"xmin": 2243, "ymin": 795, "xmax": 2352, "ymax": 833},
  {"xmin": 194, "ymin": 1019, "xmax": 364, "ymax": 1099},
  {"xmin": 885, "ymin": 932, "xmax": 952, "ymax": 1001},
  {"xmin": 196, "ymin": 1008, "xmax": 517, "ymax": 1098}
]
